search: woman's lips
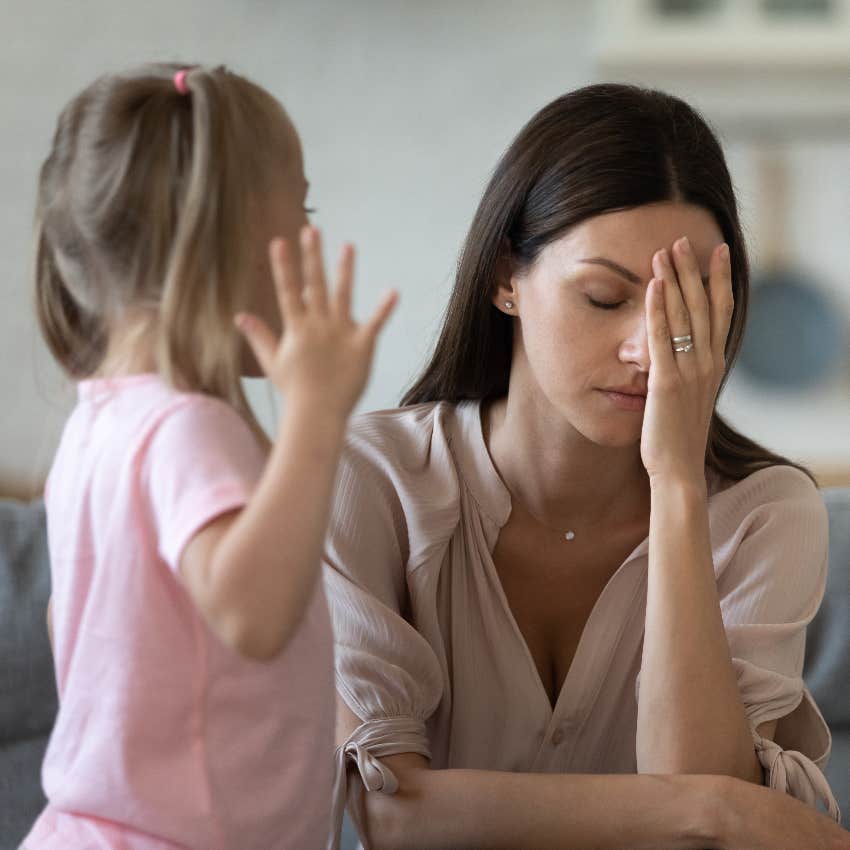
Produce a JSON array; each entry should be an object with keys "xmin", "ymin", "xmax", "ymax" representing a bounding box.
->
[{"xmin": 599, "ymin": 389, "xmax": 647, "ymax": 411}]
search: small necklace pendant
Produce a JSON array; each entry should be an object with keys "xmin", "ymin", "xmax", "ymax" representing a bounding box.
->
[{"xmin": 564, "ymin": 531, "xmax": 576, "ymax": 541}]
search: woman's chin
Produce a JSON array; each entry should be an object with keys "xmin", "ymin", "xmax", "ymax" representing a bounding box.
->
[{"xmin": 573, "ymin": 418, "xmax": 643, "ymax": 451}]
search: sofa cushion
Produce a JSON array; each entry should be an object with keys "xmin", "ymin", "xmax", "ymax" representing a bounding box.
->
[
  {"xmin": 824, "ymin": 727, "xmax": 850, "ymax": 828},
  {"xmin": 805, "ymin": 487, "xmax": 850, "ymax": 727},
  {"xmin": 0, "ymin": 498, "xmax": 56, "ymax": 848},
  {"xmin": 0, "ymin": 499, "xmax": 56, "ymax": 740}
]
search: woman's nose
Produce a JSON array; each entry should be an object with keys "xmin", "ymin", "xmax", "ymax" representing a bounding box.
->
[{"xmin": 619, "ymin": 314, "xmax": 650, "ymax": 372}]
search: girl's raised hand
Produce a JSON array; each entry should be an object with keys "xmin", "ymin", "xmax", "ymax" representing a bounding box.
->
[
  {"xmin": 236, "ymin": 226, "xmax": 398, "ymax": 419},
  {"xmin": 639, "ymin": 236, "xmax": 734, "ymax": 485}
]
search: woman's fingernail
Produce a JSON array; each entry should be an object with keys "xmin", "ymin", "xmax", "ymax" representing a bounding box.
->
[
  {"xmin": 719, "ymin": 243, "xmax": 730, "ymax": 261},
  {"xmin": 678, "ymin": 236, "xmax": 690, "ymax": 253}
]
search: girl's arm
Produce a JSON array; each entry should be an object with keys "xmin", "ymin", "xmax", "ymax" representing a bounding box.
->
[
  {"xmin": 178, "ymin": 400, "xmax": 346, "ymax": 660},
  {"xmin": 179, "ymin": 228, "xmax": 396, "ymax": 661},
  {"xmin": 637, "ymin": 240, "xmax": 764, "ymax": 782}
]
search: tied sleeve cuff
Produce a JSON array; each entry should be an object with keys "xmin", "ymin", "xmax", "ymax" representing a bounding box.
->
[
  {"xmin": 327, "ymin": 717, "xmax": 432, "ymax": 850},
  {"xmin": 753, "ymin": 729, "xmax": 841, "ymax": 822}
]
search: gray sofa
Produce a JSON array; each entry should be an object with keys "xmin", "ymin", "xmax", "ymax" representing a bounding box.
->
[
  {"xmin": 2, "ymin": 491, "xmax": 849, "ymax": 849},
  {"xmin": 805, "ymin": 488, "xmax": 850, "ymax": 823}
]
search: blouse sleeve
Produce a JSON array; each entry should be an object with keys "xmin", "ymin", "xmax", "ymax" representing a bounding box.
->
[
  {"xmin": 714, "ymin": 466, "xmax": 839, "ymax": 820},
  {"xmin": 322, "ymin": 412, "xmax": 449, "ymax": 849}
]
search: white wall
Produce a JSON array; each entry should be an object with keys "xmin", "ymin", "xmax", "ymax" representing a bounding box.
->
[
  {"xmin": 1, "ymin": 0, "xmax": 848, "ymax": 495},
  {"xmin": 0, "ymin": 0, "xmax": 595, "ymax": 494}
]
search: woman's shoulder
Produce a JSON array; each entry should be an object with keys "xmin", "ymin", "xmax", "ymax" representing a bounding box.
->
[
  {"xmin": 343, "ymin": 400, "xmax": 471, "ymax": 480},
  {"xmin": 711, "ymin": 463, "xmax": 820, "ymax": 502},
  {"xmin": 329, "ymin": 401, "xmax": 477, "ymax": 574},
  {"xmin": 336, "ymin": 399, "xmax": 486, "ymax": 538},
  {"xmin": 347, "ymin": 400, "xmax": 449, "ymax": 448},
  {"xmin": 709, "ymin": 463, "xmax": 827, "ymax": 538}
]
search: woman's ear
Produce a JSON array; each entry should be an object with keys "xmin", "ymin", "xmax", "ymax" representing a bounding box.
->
[{"xmin": 491, "ymin": 239, "xmax": 518, "ymax": 315}]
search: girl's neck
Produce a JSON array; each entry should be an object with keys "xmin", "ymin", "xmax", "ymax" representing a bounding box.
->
[
  {"xmin": 94, "ymin": 312, "xmax": 158, "ymax": 378},
  {"xmin": 483, "ymin": 393, "xmax": 650, "ymax": 532}
]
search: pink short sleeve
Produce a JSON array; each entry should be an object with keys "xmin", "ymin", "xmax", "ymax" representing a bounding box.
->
[{"xmin": 143, "ymin": 396, "xmax": 267, "ymax": 572}]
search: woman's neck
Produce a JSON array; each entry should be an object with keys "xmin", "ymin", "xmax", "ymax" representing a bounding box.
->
[{"xmin": 484, "ymin": 393, "xmax": 650, "ymax": 532}]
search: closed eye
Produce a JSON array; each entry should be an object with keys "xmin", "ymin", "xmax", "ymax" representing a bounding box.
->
[{"xmin": 588, "ymin": 297, "xmax": 625, "ymax": 310}]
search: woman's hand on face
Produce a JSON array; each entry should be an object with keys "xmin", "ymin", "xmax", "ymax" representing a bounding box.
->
[
  {"xmin": 639, "ymin": 237, "xmax": 733, "ymax": 486},
  {"xmin": 236, "ymin": 226, "xmax": 398, "ymax": 419}
]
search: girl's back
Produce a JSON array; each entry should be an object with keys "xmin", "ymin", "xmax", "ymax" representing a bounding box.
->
[{"xmin": 34, "ymin": 373, "xmax": 333, "ymax": 849}]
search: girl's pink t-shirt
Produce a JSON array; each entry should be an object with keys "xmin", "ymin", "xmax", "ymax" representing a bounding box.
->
[{"xmin": 24, "ymin": 375, "xmax": 334, "ymax": 850}]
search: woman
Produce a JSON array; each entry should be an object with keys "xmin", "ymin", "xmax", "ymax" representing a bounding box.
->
[{"xmin": 325, "ymin": 84, "xmax": 847, "ymax": 849}]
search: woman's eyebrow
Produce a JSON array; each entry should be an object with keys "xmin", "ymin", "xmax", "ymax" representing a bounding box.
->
[
  {"xmin": 579, "ymin": 256, "xmax": 710, "ymax": 287},
  {"xmin": 579, "ymin": 257, "xmax": 642, "ymax": 284}
]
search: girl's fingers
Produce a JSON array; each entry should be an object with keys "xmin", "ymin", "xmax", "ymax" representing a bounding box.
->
[
  {"xmin": 234, "ymin": 313, "xmax": 277, "ymax": 376},
  {"xmin": 645, "ymin": 278, "xmax": 675, "ymax": 377},
  {"xmin": 708, "ymin": 242, "xmax": 734, "ymax": 359},
  {"xmin": 651, "ymin": 249, "xmax": 693, "ymax": 366},
  {"xmin": 269, "ymin": 238, "xmax": 304, "ymax": 322},
  {"xmin": 363, "ymin": 290, "xmax": 399, "ymax": 340},
  {"xmin": 670, "ymin": 236, "xmax": 710, "ymax": 355},
  {"xmin": 333, "ymin": 243, "xmax": 355, "ymax": 319},
  {"xmin": 301, "ymin": 226, "xmax": 329, "ymax": 313}
]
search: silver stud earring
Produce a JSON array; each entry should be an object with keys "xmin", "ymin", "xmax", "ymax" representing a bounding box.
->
[{"xmin": 505, "ymin": 301, "xmax": 514, "ymax": 310}]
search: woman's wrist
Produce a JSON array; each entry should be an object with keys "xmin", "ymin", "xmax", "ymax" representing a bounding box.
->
[
  {"xmin": 685, "ymin": 774, "xmax": 736, "ymax": 849},
  {"xmin": 649, "ymin": 471, "xmax": 708, "ymax": 505}
]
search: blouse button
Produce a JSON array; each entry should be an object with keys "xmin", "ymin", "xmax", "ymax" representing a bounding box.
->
[{"xmin": 551, "ymin": 728, "xmax": 564, "ymax": 746}]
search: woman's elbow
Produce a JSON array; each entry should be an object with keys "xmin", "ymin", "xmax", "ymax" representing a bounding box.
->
[{"xmin": 350, "ymin": 757, "xmax": 429, "ymax": 850}]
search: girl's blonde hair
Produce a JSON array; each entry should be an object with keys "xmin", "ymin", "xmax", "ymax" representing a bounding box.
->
[{"xmin": 35, "ymin": 62, "xmax": 290, "ymax": 443}]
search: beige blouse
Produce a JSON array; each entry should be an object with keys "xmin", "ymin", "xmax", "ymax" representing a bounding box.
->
[{"xmin": 324, "ymin": 400, "xmax": 839, "ymax": 849}]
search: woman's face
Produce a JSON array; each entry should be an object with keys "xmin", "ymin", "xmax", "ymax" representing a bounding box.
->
[{"xmin": 495, "ymin": 201, "xmax": 725, "ymax": 448}]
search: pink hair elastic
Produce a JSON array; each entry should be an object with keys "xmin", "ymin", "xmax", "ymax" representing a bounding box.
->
[{"xmin": 173, "ymin": 69, "xmax": 190, "ymax": 95}]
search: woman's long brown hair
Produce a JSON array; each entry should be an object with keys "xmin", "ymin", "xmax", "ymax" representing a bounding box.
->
[{"xmin": 402, "ymin": 83, "xmax": 806, "ymax": 482}]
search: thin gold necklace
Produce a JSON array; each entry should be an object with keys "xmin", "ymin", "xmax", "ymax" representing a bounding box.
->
[{"xmin": 514, "ymin": 497, "xmax": 578, "ymax": 542}]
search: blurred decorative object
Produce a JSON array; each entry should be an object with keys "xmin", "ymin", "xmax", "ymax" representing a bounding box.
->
[
  {"xmin": 594, "ymin": 0, "xmax": 850, "ymax": 139},
  {"xmin": 595, "ymin": 0, "xmax": 850, "ymax": 69},
  {"xmin": 738, "ymin": 150, "xmax": 845, "ymax": 388},
  {"xmin": 740, "ymin": 271, "xmax": 843, "ymax": 387}
]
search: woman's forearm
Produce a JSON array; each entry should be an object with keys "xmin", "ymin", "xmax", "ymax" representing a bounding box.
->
[
  {"xmin": 638, "ymin": 476, "xmax": 761, "ymax": 783},
  {"xmin": 359, "ymin": 763, "xmax": 724, "ymax": 850}
]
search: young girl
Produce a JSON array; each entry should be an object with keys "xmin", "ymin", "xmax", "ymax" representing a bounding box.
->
[{"xmin": 23, "ymin": 62, "xmax": 396, "ymax": 850}]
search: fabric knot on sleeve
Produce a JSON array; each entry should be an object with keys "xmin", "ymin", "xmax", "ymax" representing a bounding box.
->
[
  {"xmin": 753, "ymin": 730, "xmax": 841, "ymax": 822},
  {"xmin": 328, "ymin": 717, "xmax": 431, "ymax": 850}
]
